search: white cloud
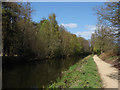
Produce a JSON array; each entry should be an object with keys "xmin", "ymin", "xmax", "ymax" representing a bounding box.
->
[
  {"xmin": 75, "ymin": 25, "xmax": 96, "ymax": 40},
  {"xmin": 61, "ymin": 23, "xmax": 78, "ymax": 28},
  {"xmin": 85, "ymin": 25, "xmax": 96, "ymax": 32}
]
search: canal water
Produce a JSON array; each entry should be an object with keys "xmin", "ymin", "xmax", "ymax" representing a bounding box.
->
[{"xmin": 3, "ymin": 57, "xmax": 82, "ymax": 88}]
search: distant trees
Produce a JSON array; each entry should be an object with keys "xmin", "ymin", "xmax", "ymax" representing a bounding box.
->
[
  {"xmin": 2, "ymin": 2, "xmax": 90, "ymax": 59},
  {"xmin": 91, "ymin": 25, "xmax": 116, "ymax": 54},
  {"xmin": 91, "ymin": 2, "xmax": 119, "ymax": 55},
  {"xmin": 31, "ymin": 14, "xmax": 90, "ymax": 59}
]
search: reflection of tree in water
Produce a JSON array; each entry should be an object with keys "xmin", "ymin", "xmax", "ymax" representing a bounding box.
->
[{"xmin": 3, "ymin": 57, "xmax": 82, "ymax": 88}]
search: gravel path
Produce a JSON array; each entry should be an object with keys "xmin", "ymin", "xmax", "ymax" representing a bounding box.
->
[{"xmin": 93, "ymin": 55, "xmax": 118, "ymax": 88}]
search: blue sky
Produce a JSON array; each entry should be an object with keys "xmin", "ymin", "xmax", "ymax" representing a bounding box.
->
[{"xmin": 31, "ymin": 2, "xmax": 104, "ymax": 40}]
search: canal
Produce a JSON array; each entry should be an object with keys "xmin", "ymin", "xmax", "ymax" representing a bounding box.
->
[{"xmin": 3, "ymin": 57, "xmax": 83, "ymax": 88}]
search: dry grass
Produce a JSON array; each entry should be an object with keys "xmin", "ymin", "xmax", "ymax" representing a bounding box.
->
[{"xmin": 99, "ymin": 50, "xmax": 119, "ymax": 69}]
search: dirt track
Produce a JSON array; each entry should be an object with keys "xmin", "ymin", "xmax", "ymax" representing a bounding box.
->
[{"xmin": 93, "ymin": 55, "xmax": 118, "ymax": 88}]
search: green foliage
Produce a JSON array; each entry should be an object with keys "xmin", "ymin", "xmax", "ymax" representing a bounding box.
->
[
  {"xmin": 30, "ymin": 14, "xmax": 90, "ymax": 59},
  {"xmin": 2, "ymin": 2, "xmax": 34, "ymax": 56},
  {"xmin": 2, "ymin": 3, "xmax": 90, "ymax": 59}
]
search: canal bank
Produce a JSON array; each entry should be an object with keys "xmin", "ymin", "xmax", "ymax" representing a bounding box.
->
[{"xmin": 48, "ymin": 55, "xmax": 102, "ymax": 88}]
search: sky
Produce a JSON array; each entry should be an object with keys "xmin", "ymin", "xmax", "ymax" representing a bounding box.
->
[{"xmin": 31, "ymin": 2, "xmax": 104, "ymax": 40}]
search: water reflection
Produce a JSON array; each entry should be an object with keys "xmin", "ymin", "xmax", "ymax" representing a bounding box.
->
[{"xmin": 3, "ymin": 57, "xmax": 82, "ymax": 88}]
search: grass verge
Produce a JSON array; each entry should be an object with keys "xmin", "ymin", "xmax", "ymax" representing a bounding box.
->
[{"xmin": 48, "ymin": 55, "xmax": 102, "ymax": 88}]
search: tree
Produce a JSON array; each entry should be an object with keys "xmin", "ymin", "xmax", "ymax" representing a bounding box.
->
[
  {"xmin": 91, "ymin": 25, "xmax": 116, "ymax": 54},
  {"xmin": 94, "ymin": 2, "xmax": 120, "ymax": 55},
  {"xmin": 2, "ymin": 2, "xmax": 33, "ymax": 56},
  {"xmin": 2, "ymin": 2, "xmax": 22, "ymax": 56},
  {"xmin": 95, "ymin": 2, "xmax": 120, "ymax": 37},
  {"xmin": 2, "ymin": 4, "xmax": 91, "ymax": 59}
]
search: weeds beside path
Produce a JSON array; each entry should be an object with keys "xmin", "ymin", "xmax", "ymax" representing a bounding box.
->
[{"xmin": 93, "ymin": 55, "xmax": 118, "ymax": 88}]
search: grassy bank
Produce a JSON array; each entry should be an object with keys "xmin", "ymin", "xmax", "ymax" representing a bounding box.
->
[{"xmin": 48, "ymin": 55, "xmax": 102, "ymax": 88}]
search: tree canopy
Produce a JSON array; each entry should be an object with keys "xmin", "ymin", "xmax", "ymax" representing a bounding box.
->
[
  {"xmin": 91, "ymin": 2, "xmax": 119, "ymax": 55},
  {"xmin": 2, "ymin": 2, "xmax": 90, "ymax": 59}
]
